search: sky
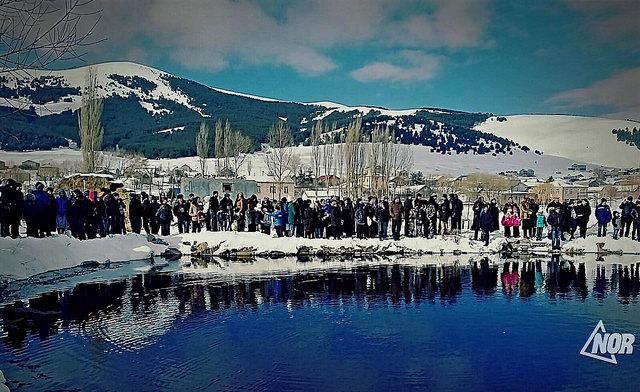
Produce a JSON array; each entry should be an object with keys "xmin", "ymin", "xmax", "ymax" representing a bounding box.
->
[{"xmin": 66, "ymin": 0, "xmax": 639, "ymax": 119}]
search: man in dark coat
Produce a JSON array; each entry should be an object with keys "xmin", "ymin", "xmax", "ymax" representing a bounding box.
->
[
  {"xmin": 403, "ymin": 196, "xmax": 413, "ymax": 237},
  {"xmin": 471, "ymin": 196, "xmax": 486, "ymax": 241},
  {"xmin": 129, "ymin": 193, "xmax": 144, "ymax": 234},
  {"xmin": 479, "ymin": 206, "xmax": 494, "ymax": 246},
  {"xmin": 68, "ymin": 189, "xmax": 89, "ymax": 239},
  {"xmin": 450, "ymin": 194, "xmax": 463, "ymax": 235},
  {"xmin": 620, "ymin": 196, "xmax": 635, "ymax": 238},
  {"xmin": 209, "ymin": 191, "xmax": 219, "ymax": 231},
  {"xmin": 342, "ymin": 198, "xmax": 354, "ymax": 238}
]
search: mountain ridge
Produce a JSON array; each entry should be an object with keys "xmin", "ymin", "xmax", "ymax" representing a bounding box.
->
[{"xmin": 0, "ymin": 61, "xmax": 637, "ymax": 167}]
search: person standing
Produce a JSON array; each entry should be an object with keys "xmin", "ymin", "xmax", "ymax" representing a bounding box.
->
[
  {"xmin": 209, "ymin": 191, "xmax": 219, "ymax": 231},
  {"xmin": 620, "ymin": 196, "xmax": 634, "ymax": 238},
  {"xmin": 547, "ymin": 208, "xmax": 562, "ymax": 250},
  {"xmin": 595, "ymin": 198, "xmax": 612, "ymax": 237},
  {"xmin": 612, "ymin": 211, "xmax": 621, "ymax": 240},
  {"xmin": 55, "ymin": 189, "xmax": 70, "ymax": 234},
  {"xmin": 390, "ymin": 197, "xmax": 403, "ymax": 240},
  {"xmin": 631, "ymin": 201, "xmax": 640, "ymax": 242},
  {"xmin": 129, "ymin": 193, "xmax": 143, "ymax": 234},
  {"xmin": 471, "ymin": 196, "xmax": 486, "ymax": 241},
  {"xmin": 479, "ymin": 205, "xmax": 493, "ymax": 246},
  {"xmin": 535, "ymin": 210, "xmax": 545, "ymax": 241},
  {"xmin": 403, "ymin": 196, "xmax": 413, "ymax": 237},
  {"xmin": 32, "ymin": 182, "xmax": 51, "ymax": 237},
  {"xmin": 156, "ymin": 200, "xmax": 173, "ymax": 236}
]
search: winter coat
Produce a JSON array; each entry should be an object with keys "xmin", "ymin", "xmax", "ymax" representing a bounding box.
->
[
  {"xmin": 189, "ymin": 202, "xmax": 200, "ymax": 222},
  {"xmin": 330, "ymin": 206, "xmax": 342, "ymax": 227},
  {"xmin": 56, "ymin": 195, "xmax": 69, "ymax": 216},
  {"xmin": 156, "ymin": 204, "xmax": 173, "ymax": 224},
  {"xmin": 595, "ymin": 204, "xmax": 612, "ymax": 225},
  {"xmin": 439, "ymin": 201, "xmax": 451, "ymax": 222},
  {"xmin": 547, "ymin": 211, "xmax": 561, "ymax": 228},
  {"xmin": 33, "ymin": 189, "xmax": 51, "ymax": 216},
  {"xmin": 220, "ymin": 197, "xmax": 233, "ymax": 213},
  {"xmin": 355, "ymin": 204, "xmax": 367, "ymax": 225},
  {"xmin": 129, "ymin": 198, "xmax": 144, "ymax": 221},
  {"xmin": 479, "ymin": 209, "xmax": 494, "ymax": 231},
  {"xmin": 536, "ymin": 214, "xmax": 545, "ymax": 228},
  {"xmin": 502, "ymin": 214, "xmax": 513, "ymax": 228},
  {"xmin": 287, "ymin": 203, "xmax": 296, "ymax": 225},
  {"xmin": 209, "ymin": 196, "xmax": 219, "ymax": 213},
  {"xmin": 303, "ymin": 207, "xmax": 314, "ymax": 232},
  {"xmin": 471, "ymin": 200, "xmax": 485, "ymax": 230},
  {"xmin": 403, "ymin": 199, "xmax": 413, "ymax": 219},
  {"xmin": 451, "ymin": 198, "xmax": 463, "ymax": 220},
  {"xmin": 390, "ymin": 201, "xmax": 403, "ymax": 220},
  {"xmin": 272, "ymin": 209, "xmax": 284, "ymax": 227},
  {"xmin": 620, "ymin": 200, "xmax": 635, "ymax": 218},
  {"xmin": 489, "ymin": 203, "xmax": 500, "ymax": 231},
  {"xmin": 631, "ymin": 206, "xmax": 640, "ymax": 223}
]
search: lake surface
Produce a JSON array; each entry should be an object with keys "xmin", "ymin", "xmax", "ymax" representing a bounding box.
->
[{"xmin": 1, "ymin": 256, "xmax": 640, "ymax": 391}]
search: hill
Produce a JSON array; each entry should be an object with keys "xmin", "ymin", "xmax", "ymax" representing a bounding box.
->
[
  {"xmin": 0, "ymin": 62, "xmax": 519, "ymax": 159},
  {"xmin": 474, "ymin": 115, "xmax": 640, "ymax": 168}
]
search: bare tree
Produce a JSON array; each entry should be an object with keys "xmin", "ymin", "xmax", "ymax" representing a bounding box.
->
[
  {"xmin": 264, "ymin": 120, "xmax": 298, "ymax": 198},
  {"xmin": 310, "ymin": 119, "xmax": 323, "ymax": 190},
  {"xmin": 213, "ymin": 119, "xmax": 251, "ymax": 177},
  {"xmin": 228, "ymin": 129, "xmax": 252, "ymax": 176},
  {"xmin": 0, "ymin": 0, "xmax": 103, "ymax": 109},
  {"xmin": 196, "ymin": 119, "xmax": 209, "ymax": 176},
  {"xmin": 78, "ymin": 66, "xmax": 102, "ymax": 173}
]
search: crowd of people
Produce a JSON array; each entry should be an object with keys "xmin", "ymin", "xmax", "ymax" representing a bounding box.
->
[{"xmin": 1, "ymin": 178, "xmax": 640, "ymax": 248}]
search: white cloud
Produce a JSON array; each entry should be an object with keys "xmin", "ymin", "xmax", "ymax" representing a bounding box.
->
[
  {"xmin": 546, "ymin": 67, "xmax": 640, "ymax": 120},
  {"xmin": 83, "ymin": 0, "xmax": 488, "ymax": 76},
  {"xmin": 351, "ymin": 51, "xmax": 443, "ymax": 82}
]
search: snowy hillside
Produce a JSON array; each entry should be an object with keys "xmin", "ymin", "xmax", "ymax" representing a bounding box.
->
[
  {"xmin": 474, "ymin": 115, "xmax": 640, "ymax": 168},
  {"xmin": 0, "ymin": 61, "xmax": 636, "ymax": 167}
]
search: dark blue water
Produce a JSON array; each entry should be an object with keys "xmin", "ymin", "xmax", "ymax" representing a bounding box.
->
[{"xmin": 1, "ymin": 257, "xmax": 639, "ymax": 391}]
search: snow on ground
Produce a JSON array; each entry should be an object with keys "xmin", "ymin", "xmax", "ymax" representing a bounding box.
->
[
  {"xmin": 147, "ymin": 143, "xmax": 587, "ymax": 178},
  {"xmin": 474, "ymin": 115, "xmax": 640, "ymax": 168},
  {"xmin": 170, "ymin": 231, "xmax": 505, "ymax": 256},
  {"xmin": 0, "ymin": 233, "xmax": 166, "ymax": 281}
]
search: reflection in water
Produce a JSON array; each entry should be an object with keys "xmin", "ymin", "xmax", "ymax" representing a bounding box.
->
[{"xmin": 2, "ymin": 256, "xmax": 640, "ymax": 350}]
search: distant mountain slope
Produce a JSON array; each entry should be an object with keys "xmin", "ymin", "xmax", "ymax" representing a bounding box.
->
[
  {"xmin": 0, "ymin": 62, "xmax": 522, "ymax": 159},
  {"xmin": 474, "ymin": 115, "xmax": 640, "ymax": 168}
]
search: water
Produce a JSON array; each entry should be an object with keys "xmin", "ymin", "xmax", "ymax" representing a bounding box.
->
[{"xmin": 1, "ymin": 256, "xmax": 640, "ymax": 391}]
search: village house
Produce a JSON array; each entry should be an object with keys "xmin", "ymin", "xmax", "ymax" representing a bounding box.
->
[
  {"xmin": 19, "ymin": 159, "xmax": 40, "ymax": 170},
  {"xmin": 37, "ymin": 165, "xmax": 61, "ymax": 180},
  {"xmin": 1, "ymin": 167, "xmax": 31, "ymax": 184},
  {"xmin": 550, "ymin": 180, "xmax": 588, "ymax": 201},
  {"xmin": 182, "ymin": 178, "xmax": 258, "ymax": 199},
  {"xmin": 257, "ymin": 179, "xmax": 295, "ymax": 201}
]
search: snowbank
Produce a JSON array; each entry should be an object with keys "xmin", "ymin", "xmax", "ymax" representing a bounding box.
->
[
  {"xmin": 0, "ymin": 234, "xmax": 167, "ymax": 281},
  {"xmin": 170, "ymin": 231, "xmax": 506, "ymax": 256},
  {"xmin": 567, "ymin": 236, "xmax": 640, "ymax": 254}
]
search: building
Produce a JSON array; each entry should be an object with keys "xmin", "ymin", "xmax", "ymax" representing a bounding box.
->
[
  {"xmin": 257, "ymin": 180, "xmax": 295, "ymax": 201},
  {"xmin": 1, "ymin": 167, "xmax": 30, "ymax": 184},
  {"xmin": 37, "ymin": 166, "xmax": 61, "ymax": 179},
  {"xmin": 550, "ymin": 180, "xmax": 588, "ymax": 201},
  {"xmin": 317, "ymin": 175, "xmax": 341, "ymax": 187},
  {"xmin": 568, "ymin": 163, "xmax": 587, "ymax": 172},
  {"xmin": 182, "ymin": 178, "xmax": 258, "ymax": 199},
  {"xmin": 301, "ymin": 188, "xmax": 341, "ymax": 201},
  {"xmin": 19, "ymin": 160, "xmax": 40, "ymax": 170}
]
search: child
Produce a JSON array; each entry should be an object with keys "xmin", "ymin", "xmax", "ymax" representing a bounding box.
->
[
  {"xmin": 259, "ymin": 208, "xmax": 271, "ymax": 235},
  {"xmin": 612, "ymin": 211, "xmax": 620, "ymax": 240},
  {"xmin": 502, "ymin": 209, "xmax": 513, "ymax": 238},
  {"xmin": 512, "ymin": 211, "xmax": 521, "ymax": 238},
  {"xmin": 535, "ymin": 211, "xmax": 545, "ymax": 241}
]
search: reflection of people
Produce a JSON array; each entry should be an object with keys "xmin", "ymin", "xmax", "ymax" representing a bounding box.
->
[
  {"xmin": 472, "ymin": 258, "xmax": 498, "ymax": 295},
  {"xmin": 501, "ymin": 262, "xmax": 520, "ymax": 295}
]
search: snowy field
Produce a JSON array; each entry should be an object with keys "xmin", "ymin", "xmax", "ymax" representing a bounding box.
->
[
  {"xmin": 474, "ymin": 115, "xmax": 640, "ymax": 168},
  {"xmin": 0, "ymin": 144, "xmax": 590, "ymax": 179}
]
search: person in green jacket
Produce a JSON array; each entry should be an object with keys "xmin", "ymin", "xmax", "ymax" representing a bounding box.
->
[{"xmin": 287, "ymin": 201, "xmax": 295, "ymax": 237}]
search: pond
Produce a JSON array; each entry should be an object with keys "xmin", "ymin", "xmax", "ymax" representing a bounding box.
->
[{"xmin": 1, "ymin": 255, "xmax": 639, "ymax": 391}]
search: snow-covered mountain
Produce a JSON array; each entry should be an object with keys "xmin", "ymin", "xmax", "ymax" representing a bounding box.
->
[{"xmin": 0, "ymin": 61, "xmax": 637, "ymax": 168}]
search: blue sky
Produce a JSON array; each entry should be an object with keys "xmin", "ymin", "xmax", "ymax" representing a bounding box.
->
[{"xmin": 78, "ymin": 0, "xmax": 639, "ymax": 119}]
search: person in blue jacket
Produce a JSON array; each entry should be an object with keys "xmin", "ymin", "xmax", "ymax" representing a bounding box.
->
[
  {"xmin": 272, "ymin": 203, "xmax": 284, "ymax": 237},
  {"xmin": 55, "ymin": 189, "xmax": 70, "ymax": 234},
  {"xmin": 595, "ymin": 198, "xmax": 612, "ymax": 237}
]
